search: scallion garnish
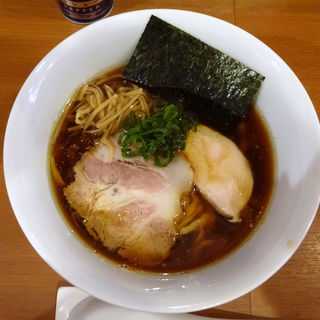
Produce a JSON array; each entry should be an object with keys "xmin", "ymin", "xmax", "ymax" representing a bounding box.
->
[{"xmin": 118, "ymin": 104, "xmax": 197, "ymax": 167}]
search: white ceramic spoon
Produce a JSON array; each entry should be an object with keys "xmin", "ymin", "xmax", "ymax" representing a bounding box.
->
[{"xmin": 55, "ymin": 287, "xmax": 229, "ymax": 320}]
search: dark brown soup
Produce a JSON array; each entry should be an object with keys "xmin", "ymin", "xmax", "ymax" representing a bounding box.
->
[{"xmin": 49, "ymin": 68, "xmax": 274, "ymax": 273}]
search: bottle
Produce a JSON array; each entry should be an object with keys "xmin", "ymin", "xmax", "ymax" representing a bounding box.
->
[{"xmin": 58, "ymin": 0, "xmax": 114, "ymax": 24}]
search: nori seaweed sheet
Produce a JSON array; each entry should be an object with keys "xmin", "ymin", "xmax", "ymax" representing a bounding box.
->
[
  {"xmin": 146, "ymin": 87, "xmax": 242, "ymax": 134},
  {"xmin": 123, "ymin": 15, "xmax": 265, "ymax": 131}
]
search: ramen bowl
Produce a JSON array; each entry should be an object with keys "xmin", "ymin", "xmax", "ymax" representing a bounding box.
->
[{"xmin": 4, "ymin": 9, "xmax": 320, "ymax": 313}]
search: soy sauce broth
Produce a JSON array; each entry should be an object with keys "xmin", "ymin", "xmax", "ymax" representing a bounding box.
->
[{"xmin": 49, "ymin": 69, "xmax": 274, "ymax": 273}]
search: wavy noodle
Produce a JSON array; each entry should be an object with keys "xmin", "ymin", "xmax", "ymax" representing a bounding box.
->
[
  {"xmin": 177, "ymin": 194, "xmax": 215, "ymax": 236},
  {"xmin": 66, "ymin": 72, "xmax": 151, "ymax": 143}
]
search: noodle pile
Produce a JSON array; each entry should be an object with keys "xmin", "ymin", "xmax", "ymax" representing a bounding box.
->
[
  {"xmin": 177, "ymin": 195, "xmax": 214, "ymax": 235},
  {"xmin": 67, "ymin": 74, "xmax": 150, "ymax": 145},
  {"xmin": 176, "ymin": 194, "xmax": 216, "ymax": 258}
]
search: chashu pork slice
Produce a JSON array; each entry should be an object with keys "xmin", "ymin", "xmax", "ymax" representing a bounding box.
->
[
  {"xmin": 184, "ymin": 125, "xmax": 253, "ymax": 222},
  {"xmin": 64, "ymin": 136, "xmax": 193, "ymax": 266}
]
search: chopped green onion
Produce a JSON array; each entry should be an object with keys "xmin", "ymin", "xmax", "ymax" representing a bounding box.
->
[{"xmin": 118, "ymin": 104, "xmax": 197, "ymax": 167}]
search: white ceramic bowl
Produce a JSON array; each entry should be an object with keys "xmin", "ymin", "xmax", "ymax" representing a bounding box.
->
[{"xmin": 4, "ymin": 9, "xmax": 320, "ymax": 313}]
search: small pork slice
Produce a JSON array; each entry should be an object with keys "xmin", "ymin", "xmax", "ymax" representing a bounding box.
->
[
  {"xmin": 64, "ymin": 137, "xmax": 193, "ymax": 266},
  {"xmin": 184, "ymin": 124, "xmax": 253, "ymax": 222}
]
